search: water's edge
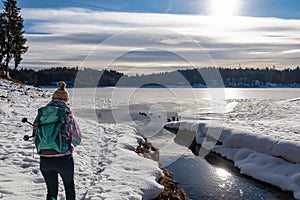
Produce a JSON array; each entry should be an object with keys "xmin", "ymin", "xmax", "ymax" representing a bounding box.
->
[
  {"xmin": 167, "ymin": 126, "xmax": 295, "ymax": 200},
  {"xmin": 134, "ymin": 134, "xmax": 188, "ymax": 199}
]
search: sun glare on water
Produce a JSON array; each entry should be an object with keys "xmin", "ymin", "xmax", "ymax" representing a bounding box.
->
[
  {"xmin": 210, "ymin": 0, "xmax": 240, "ymax": 17},
  {"xmin": 216, "ymin": 168, "xmax": 231, "ymax": 179}
]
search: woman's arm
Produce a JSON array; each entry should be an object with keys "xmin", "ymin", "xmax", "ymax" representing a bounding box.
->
[{"xmin": 67, "ymin": 111, "xmax": 82, "ymax": 146}]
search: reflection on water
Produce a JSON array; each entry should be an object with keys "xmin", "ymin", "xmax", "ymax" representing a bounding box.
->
[
  {"xmin": 216, "ymin": 168, "xmax": 231, "ymax": 179},
  {"xmin": 147, "ymin": 128, "xmax": 295, "ymax": 200},
  {"xmin": 224, "ymin": 88, "xmax": 300, "ymax": 100},
  {"xmin": 166, "ymin": 154, "xmax": 294, "ymax": 200}
]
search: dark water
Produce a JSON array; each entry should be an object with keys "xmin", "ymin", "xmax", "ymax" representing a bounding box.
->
[
  {"xmin": 165, "ymin": 148, "xmax": 295, "ymax": 200},
  {"xmin": 165, "ymin": 155, "xmax": 294, "ymax": 200},
  {"xmin": 147, "ymin": 127, "xmax": 296, "ymax": 200}
]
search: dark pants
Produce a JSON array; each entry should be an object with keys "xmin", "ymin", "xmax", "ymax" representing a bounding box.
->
[{"xmin": 40, "ymin": 155, "xmax": 76, "ymax": 200}]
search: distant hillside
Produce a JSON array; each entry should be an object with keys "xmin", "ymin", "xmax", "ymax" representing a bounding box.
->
[{"xmin": 9, "ymin": 66, "xmax": 300, "ymax": 88}]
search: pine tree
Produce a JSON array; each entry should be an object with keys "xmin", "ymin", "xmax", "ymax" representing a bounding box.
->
[
  {"xmin": 0, "ymin": 12, "xmax": 5, "ymax": 71},
  {"xmin": 1, "ymin": 0, "xmax": 28, "ymax": 78}
]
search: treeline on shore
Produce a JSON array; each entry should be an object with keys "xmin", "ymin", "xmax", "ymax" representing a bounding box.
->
[{"xmin": 9, "ymin": 66, "xmax": 300, "ymax": 88}]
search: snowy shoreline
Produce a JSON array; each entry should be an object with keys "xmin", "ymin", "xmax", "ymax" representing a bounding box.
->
[
  {"xmin": 0, "ymin": 79, "xmax": 165, "ymax": 199},
  {"xmin": 165, "ymin": 97, "xmax": 300, "ymax": 200}
]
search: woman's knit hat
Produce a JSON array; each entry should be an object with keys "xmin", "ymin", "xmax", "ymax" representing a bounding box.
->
[{"xmin": 52, "ymin": 81, "xmax": 69, "ymax": 102}]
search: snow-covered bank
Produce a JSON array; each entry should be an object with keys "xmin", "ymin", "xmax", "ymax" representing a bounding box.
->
[
  {"xmin": 165, "ymin": 98, "xmax": 300, "ymax": 199},
  {"xmin": 75, "ymin": 119, "xmax": 163, "ymax": 199},
  {"xmin": 0, "ymin": 79, "xmax": 163, "ymax": 199}
]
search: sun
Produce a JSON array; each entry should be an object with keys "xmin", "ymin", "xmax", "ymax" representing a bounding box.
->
[{"xmin": 210, "ymin": 0, "xmax": 240, "ymax": 17}]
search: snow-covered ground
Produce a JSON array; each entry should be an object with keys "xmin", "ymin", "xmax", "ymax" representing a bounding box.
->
[
  {"xmin": 165, "ymin": 98, "xmax": 300, "ymax": 199},
  {"xmin": 3, "ymin": 78, "xmax": 300, "ymax": 199},
  {"xmin": 0, "ymin": 79, "xmax": 163, "ymax": 200}
]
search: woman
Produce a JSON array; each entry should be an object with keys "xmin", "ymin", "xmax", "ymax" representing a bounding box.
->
[{"xmin": 33, "ymin": 81, "xmax": 81, "ymax": 200}]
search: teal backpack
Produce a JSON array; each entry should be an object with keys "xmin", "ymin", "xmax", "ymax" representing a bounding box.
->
[{"xmin": 34, "ymin": 106, "xmax": 70, "ymax": 155}]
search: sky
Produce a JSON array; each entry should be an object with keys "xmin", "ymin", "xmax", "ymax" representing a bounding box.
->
[{"xmin": 4, "ymin": 0, "xmax": 300, "ymax": 74}]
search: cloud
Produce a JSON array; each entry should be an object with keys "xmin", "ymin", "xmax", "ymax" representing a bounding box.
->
[
  {"xmin": 282, "ymin": 49, "xmax": 300, "ymax": 54},
  {"xmin": 20, "ymin": 8, "xmax": 300, "ymax": 73}
]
